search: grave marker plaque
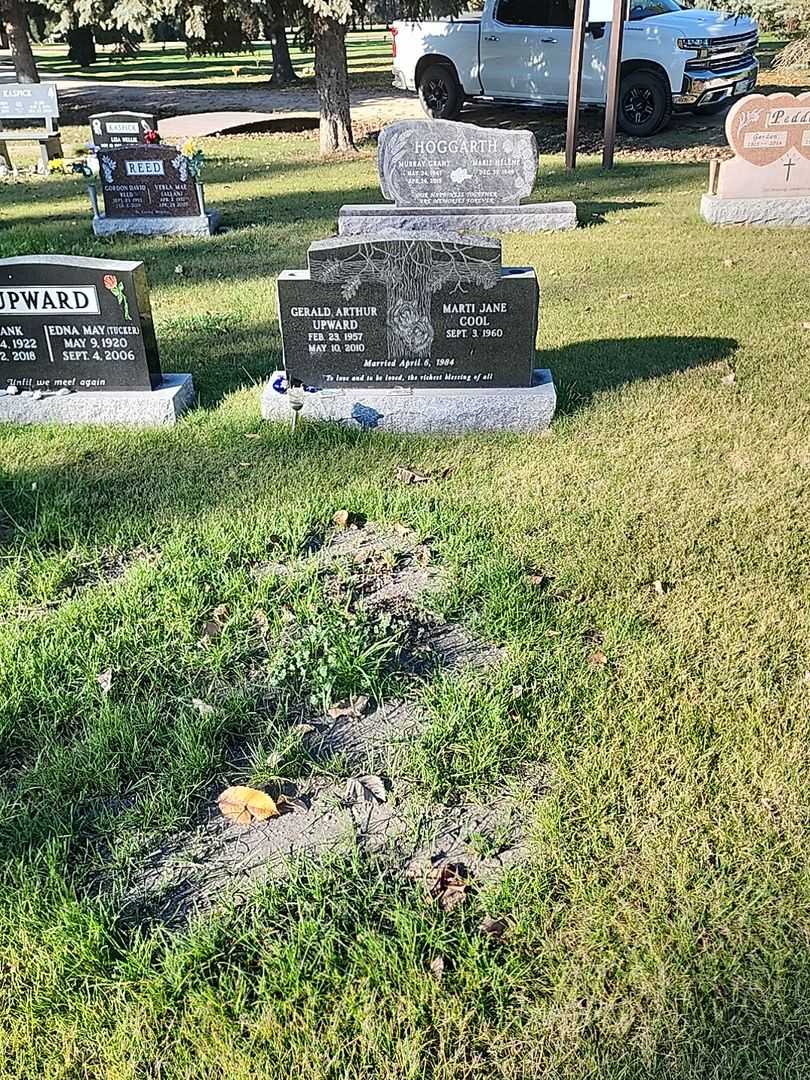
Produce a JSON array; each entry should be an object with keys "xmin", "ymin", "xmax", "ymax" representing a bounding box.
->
[
  {"xmin": 278, "ymin": 234, "xmax": 538, "ymax": 389},
  {"xmin": 0, "ymin": 82, "xmax": 59, "ymax": 122},
  {"xmin": 90, "ymin": 111, "xmax": 157, "ymax": 151},
  {"xmin": 0, "ymin": 255, "xmax": 161, "ymax": 392},
  {"xmin": 98, "ymin": 145, "xmax": 201, "ymax": 219}
]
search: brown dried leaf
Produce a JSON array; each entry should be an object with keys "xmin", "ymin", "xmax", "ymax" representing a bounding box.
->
[
  {"xmin": 332, "ymin": 509, "xmax": 351, "ymax": 529},
  {"xmin": 344, "ymin": 774, "xmax": 387, "ymax": 805},
  {"xmin": 217, "ymin": 785, "xmax": 280, "ymax": 825},
  {"xmin": 478, "ymin": 915, "xmax": 509, "ymax": 942},
  {"xmin": 254, "ymin": 608, "xmax": 270, "ymax": 634},
  {"xmin": 291, "ymin": 721, "xmax": 316, "ymax": 737},
  {"xmin": 588, "ymin": 649, "xmax": 609, "ymax": 668},
  {"xmin": 429, "ymin": 956, "xmax": 445, "ymax": 981},
  {"xmin": 525, "ymin": 572, "xmax": 551, "ymax": 590},
  {"xmin": 328, "ymin": 694, "xmax": 370, "ymax": 719},
  {"xmin": 200, "ymin": 604, "xmax": 230, "ymax": 644},
  {"xmin": 96, "ymin": 668, "xmax": 113, "ymax": 694},
  {"xmin": 427, "ymin": 862, "xmax": 471, "ymax": 912},
  {"xmin": 395, "ymin": 466, "xmax": 431, "ymax": 485}
]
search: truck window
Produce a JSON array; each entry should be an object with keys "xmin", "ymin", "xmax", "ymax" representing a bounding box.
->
[
  {"xmin": 628, "ymin": 0, "xmax": 683, "ymax": 18},
  {"xmin": 495, "ymin": 0, "xmax": 576, "ymax": 28}
]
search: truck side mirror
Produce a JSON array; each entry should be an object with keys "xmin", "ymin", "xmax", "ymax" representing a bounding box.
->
[{"xmin": 588, "ymin": 21, "xmax": 606, "ymax": 38}]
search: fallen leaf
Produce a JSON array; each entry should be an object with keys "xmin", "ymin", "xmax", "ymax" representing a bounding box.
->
[
  {"xmin": 510, "ymin": 684, "xmax": 525, "ymax": 700},
  {"xmin": 478, "ymin": 915, "xmax": 509, "ymax": 942},
  {"xmin": 802, "ymin": 322, "xmax": 810, "ymax": 331},
  {"xmin": 332, "ymin": 509, "xmax": 351, "ymax": 529},
  {"xmin": 200, "ymin": 605, "xmax": 230, "ymax": 644},
  {"xmin": 344, "ymin": 774, "xmax": 387, "ymax": 805},
  {"xmin": 191, "ymin": 697, "xmax": 215, "ymax": 716},
  {"xmin": 96, "ymin": 668, "xmax": 113, "ymax": 694},
  {"xmin": 721, "ymin": 372, "xmax": 736, "ymax": 386},
  {"xmin": 291, "ymin": 721, "xmax": 316, "ymax": 737},
  {"xmin": 395, "ymin": 466, "xmax": 431, "ymax": 484},
  {"xmin": 328, "ymin": 694, "xmax": 370, "ymax": 719},
  {"xmin": 277, "ymin": 794, "xmax": 309, "ymax": 814},
  {"xmin": 652, "ymin": 579, "xmax": 670, "ymax": 597},
  {"xmin": 588, "ymin": 649, "xmax": 609, "ymax": 668},
  {"xmin": 429, "ymin": 956, "xmax": 445, "ymax": 981},
  {"xmin": 722, "ymin": 257, "xmax": 734, "ymax": 268},
  {"xmin": 254, "ymin": 608, "xmax": 270, "ymax": 634},
  {"xmin": 525, "ymin": 572, "xmax": 551, "ymax": 590},
  {"xmin": 217, "ymin": 785, "xmax": 279, "ymax": 825},
  {"xmin": 427, "ymin": 862, "xmax": 471, "ymax": 912}
]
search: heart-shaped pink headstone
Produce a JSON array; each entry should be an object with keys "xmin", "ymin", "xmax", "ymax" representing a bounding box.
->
[{"xmin": 727, "ymin": 92, "xmax": 810, "ymax": 167}]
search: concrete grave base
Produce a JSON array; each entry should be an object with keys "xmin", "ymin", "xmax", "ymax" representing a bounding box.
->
[
  {"xmin": 92, "ymin": 211, "xmax": 222, "ymax": 237},
  {"xmin": 338, "ymin": 203, "xmax": 577, "ymax": 236},
  {"xmin": 0, "ymin": 373, "xmax": 195, "ymax": 427},
  {"xmin": 700, "ymin": 194, "xmax": 810, "ymax": 227},
  {"xmin": 261, "ymin": 369, "xmax": 556, "ymax": 434}
]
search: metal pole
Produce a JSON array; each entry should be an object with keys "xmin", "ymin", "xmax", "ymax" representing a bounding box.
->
[
  {"xmin": 565, "ymin": 0, "xmax": 589, "ymax": 171},
  {"xmin": 602, "ymin": 0, "xmax": 627, "ymax": 170}
]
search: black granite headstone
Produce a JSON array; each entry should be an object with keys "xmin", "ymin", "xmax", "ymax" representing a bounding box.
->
[
  {"xmin": 0, "ymin": 256, "xmax": 161, "ymax": 392},
  {"xmin": 277, "ymin": 235, "xmax": 538, "ymax": 389},
  {"xmin": 90, "ymin": 111, "xmax": 157, "ymax": 151},
  {"xmin": 98, "ymin": 145, "xmax": 201, "ymax": 219}
]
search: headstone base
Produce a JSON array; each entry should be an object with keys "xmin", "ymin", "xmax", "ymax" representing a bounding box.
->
[
  {"xmin": 338, "ymin": 203, "xmax": 577, "ymax": 236},
  {"xmin": 0, "ymin": 373, "xmax": 195, "ymax": 427},
  {"xmin": 261, "ymin": 369, "xmax": 556, "ymax": 434},
  {"xmin": 92, "ymin": 211, "xmax": 222, "ymax": 237},
  {"xmin": 700, "ymin": 194, "xmax": 810, "ymax": 227}
]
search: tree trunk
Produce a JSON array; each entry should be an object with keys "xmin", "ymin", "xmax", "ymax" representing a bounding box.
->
[
  {"xmin": 386, "ymin": 246, "xmax": 434, "ymax": 361},
  {"xmin": 3, "ymin": 0, "xmax": 39, "ymax": 83},
  {"xmin": 268, "ymin": 4, "xmax": 298, "ymax": 86},
  {"xmin": 313, "ymin": 14, "xmax": 354, "ymax": 155}
]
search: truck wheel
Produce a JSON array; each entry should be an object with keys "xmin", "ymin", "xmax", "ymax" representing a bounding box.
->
[
  {"xmin": 617, "ymin": 69, "xmax": 672, "ymax": 137},
  {"xmin": 418, "ymin": 63, "xmax": 461, "ymax": 120}
]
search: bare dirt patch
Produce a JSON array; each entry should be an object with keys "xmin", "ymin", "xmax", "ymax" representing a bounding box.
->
[{"xmin": 109, "ymin": 521, "xmax": 530, "ymax": 930}]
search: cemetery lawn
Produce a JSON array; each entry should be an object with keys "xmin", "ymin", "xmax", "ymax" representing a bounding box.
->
[{"xmin": 2, "ymin": 130, "xmax": 810, "ymax": 1079}]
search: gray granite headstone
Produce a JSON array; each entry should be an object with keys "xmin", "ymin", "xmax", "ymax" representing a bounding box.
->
[
  {"xmin": 339, "ymin": 119, "xmax": 576, "ymax": 236},
  {"xmin": 378, "ymin": 119, "xmax": 537, "ymax": 208},
  {"xmin": 277, "ymin": 233, "xmax": 539, "ymax": 391}
]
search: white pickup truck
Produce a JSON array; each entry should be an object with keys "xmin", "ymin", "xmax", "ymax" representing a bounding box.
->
[{"xmin": 391, "ymin": 0, "xmax": 759, "ymax": 136}]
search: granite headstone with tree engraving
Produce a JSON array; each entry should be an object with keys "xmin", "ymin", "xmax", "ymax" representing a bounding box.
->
[{"xmin": 277, "ymin": 233, "xmax": 538, "ymax": 388}]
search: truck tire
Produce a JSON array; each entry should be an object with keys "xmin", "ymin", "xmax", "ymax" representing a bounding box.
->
[
  {"xmin": 418, "ymin": 63, "xmax": 461, "ymax": 120},
  {"xmin": 617, "ymin": 69, "xmax": 672, "ymax": 137}
]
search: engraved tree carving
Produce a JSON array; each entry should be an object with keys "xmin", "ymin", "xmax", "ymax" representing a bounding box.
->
[{"xmin": 315, "ymin": 239, "xmax": 500, "ymax": 362}]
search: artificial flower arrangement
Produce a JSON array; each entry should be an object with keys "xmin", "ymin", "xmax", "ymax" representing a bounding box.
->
[{"xmin": 178, "ymin": 138, "xmax": 205, "ymax": 180}]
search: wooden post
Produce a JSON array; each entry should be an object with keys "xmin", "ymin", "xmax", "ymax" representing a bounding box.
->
[
  {"xmin": 565, "ymin": 0, "xmax": 589, "ymax": 171},
  {"xmin": 602, "ymin": 0, "xmax": 627, "ymax": 170}
]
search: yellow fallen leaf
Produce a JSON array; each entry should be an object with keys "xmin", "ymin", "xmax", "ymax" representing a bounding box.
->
[{"xmin": 217, "ymin": 785, "xmax": 280, "ymax": 825}]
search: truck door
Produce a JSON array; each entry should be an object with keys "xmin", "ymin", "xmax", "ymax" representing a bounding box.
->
[{"xmin": 479, "ymin": 0, "xmax": 608, "ymax": 103}]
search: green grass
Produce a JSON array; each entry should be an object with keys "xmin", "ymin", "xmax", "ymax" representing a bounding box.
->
[
  {"xmin": 32, "ymin": 31, "xmax": 393, "ymax": 88},
  {"xmin": 1, "ymin": 131, "xmax": 810, "ymax": 1078}
]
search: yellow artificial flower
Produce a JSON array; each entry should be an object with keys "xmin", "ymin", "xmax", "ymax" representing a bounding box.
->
[{"xmin": 181, "ymin": 138, "xmax": 199, "ymax": 159}]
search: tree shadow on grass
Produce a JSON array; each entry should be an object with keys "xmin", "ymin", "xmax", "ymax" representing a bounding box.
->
[{"xmin": 541, "ymin": 334, "xmax": 737, "ymax": 414}]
